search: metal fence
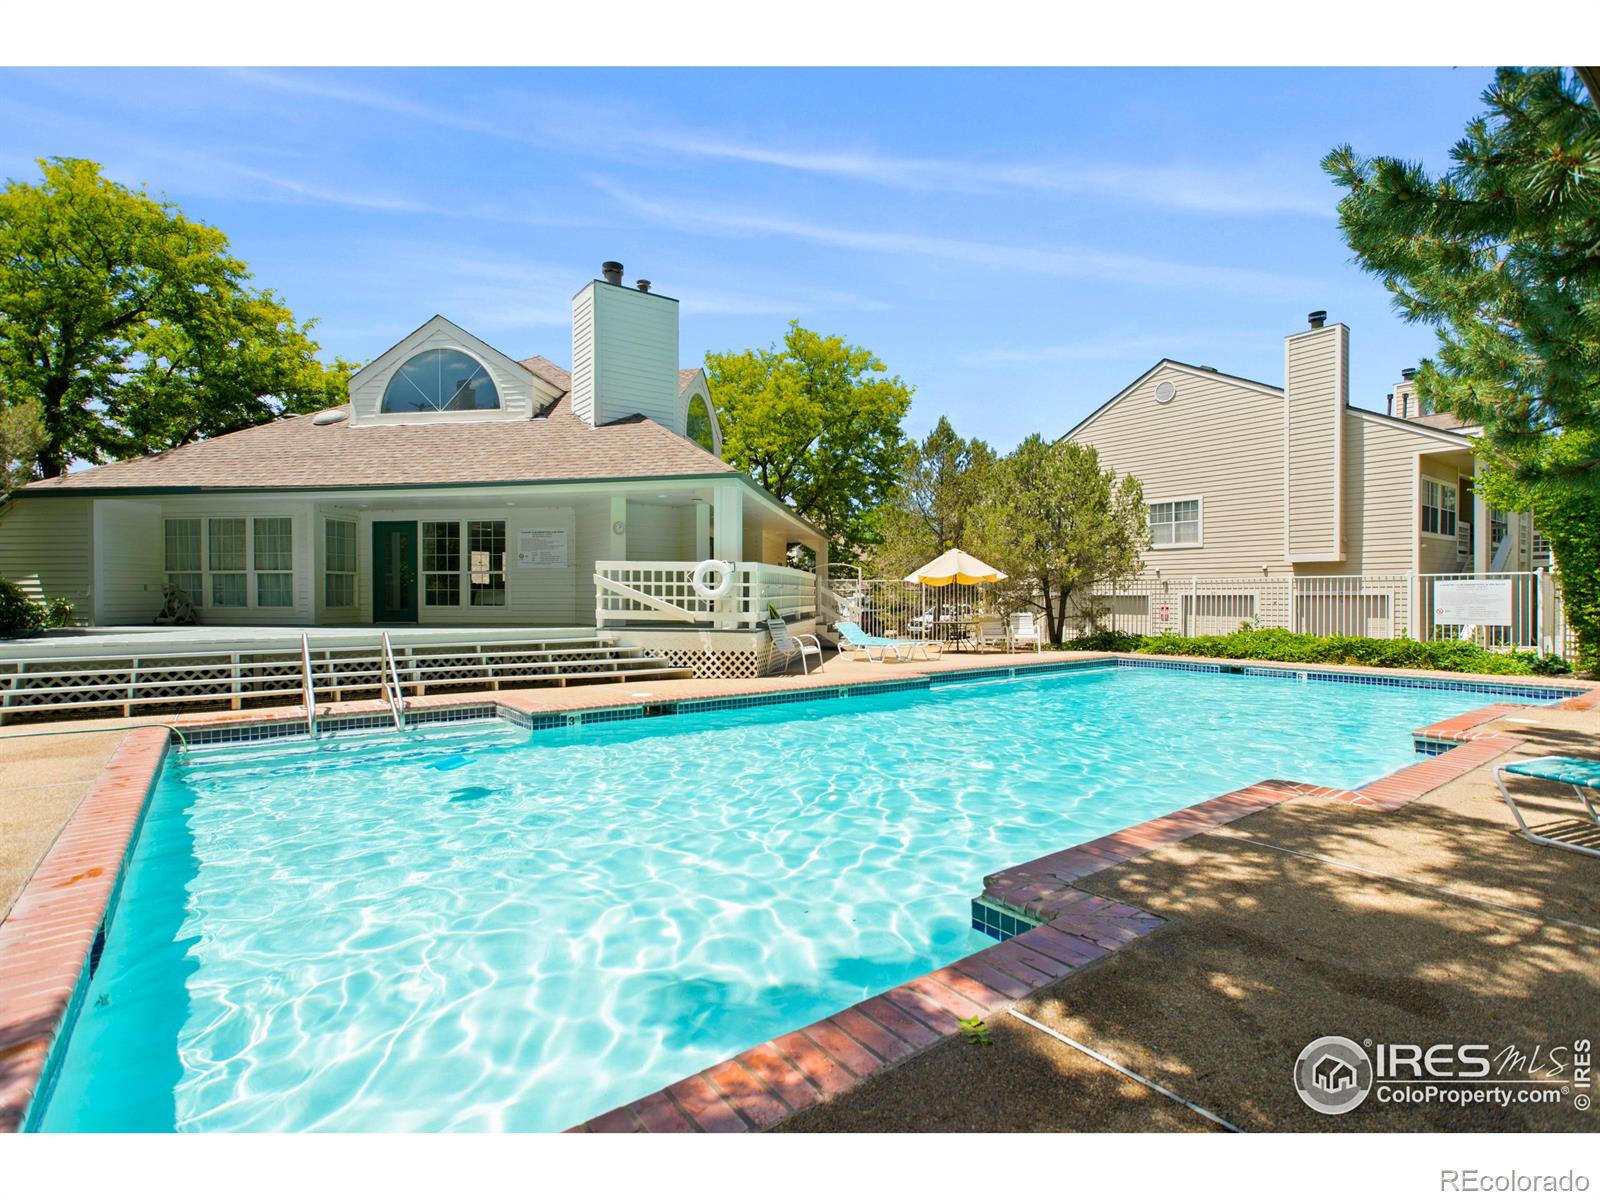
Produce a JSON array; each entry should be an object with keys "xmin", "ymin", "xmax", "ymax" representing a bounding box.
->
[{"xmin": 828, "ymin": 570, "xmax": 1567, "ymax": 658}]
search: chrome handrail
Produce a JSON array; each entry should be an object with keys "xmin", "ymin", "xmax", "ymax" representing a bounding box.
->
[
  {"xmin": 299, "ymin": 632, "xmax": 318, "ymax": 737},
  {"xmin": 380, "ymin": 632, "xmax": 405, "ymax": 731}
]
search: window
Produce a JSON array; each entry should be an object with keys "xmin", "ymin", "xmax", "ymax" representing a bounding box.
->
[
  {"xmin": 209, "ymin": 517, "xmax": 247, "ymax": 607},
  {"xmin": 467, "ymin": 521, "xmax": 507, "ymax": 607},
  {"xmin": 1421, "ymin": 478, "xmax": 1458, "ymax": 538},
  {"xmin": 325, "ymin": 519, "xmax": 357, "ymax": 608},
  {"xmin": 1148, "ymin": 499, "xmax": 1201, "ymax": 548},
  {"xmin": 254, "ymin": 518, "xmax": 294, "ymax": 607},
  {"xmin": 423, "ymin": 522, "xmax": 461, "ymax": 607},
  {"xmin": 380, "ymin": 348, "xmax": 500, "ymax": 413},
  {"xmin": 686, "ymin": 394, "xmax": 717, "ymax": 453},
  {"xmin": 164, "ymin": 518, "xmax": 202, "ymax": 605}
]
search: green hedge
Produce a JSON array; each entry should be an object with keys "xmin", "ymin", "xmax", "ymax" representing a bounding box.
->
[
  {"xmin": 0, "ymin": 578, "xmax": 76, "ymax": 637},
  {"xmin": 1055, "ymin": 628, "xmax": 1572, "ymax": 677}
]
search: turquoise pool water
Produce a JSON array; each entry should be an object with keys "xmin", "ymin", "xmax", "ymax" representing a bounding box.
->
[{"xmin": 37, "ymin": 665, "xmax": 1548, "ymax": 1132}]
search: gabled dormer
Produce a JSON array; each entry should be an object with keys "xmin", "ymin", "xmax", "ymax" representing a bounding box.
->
[{"xmin": 345, "ymin": 315, "xmax": 540, "ymax": 427}]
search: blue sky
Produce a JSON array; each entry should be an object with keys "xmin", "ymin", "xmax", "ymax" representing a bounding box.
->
[{"xmin": 2, "ymin": 67, "xmax": 1493, "ymax": 449}]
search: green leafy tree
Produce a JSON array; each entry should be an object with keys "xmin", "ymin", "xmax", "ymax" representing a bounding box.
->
[
  {"xmin": 0, "ymin": 385, "xmax": 44, "ymax": 493},
  {"xmin": 971, "ymin": 436, "xmax": 1148, "ymax": 643},
  {"xmin": 705, "ymin": 322, "xmax": 912, "ymax": 562},
  {"xmin": 0, "ymin": 157, "xmax": 353, "ymax": 478},
  {"xmin": 1323, "ymin": 67, "xmax": 1600, "ymax": 670},
  {"xmin": 870, "ymin": 416, "xmax": 996, "ymax": 577}
]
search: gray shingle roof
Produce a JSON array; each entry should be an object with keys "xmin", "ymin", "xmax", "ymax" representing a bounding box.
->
[{"xmin": 24, "ymin": 393, "xmax": 733, "ymax": 493}]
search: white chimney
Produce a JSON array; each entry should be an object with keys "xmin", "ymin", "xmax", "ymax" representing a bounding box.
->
[{"xmin": 570, "ymin": 261, "xmax": 681, "ymax": 432}]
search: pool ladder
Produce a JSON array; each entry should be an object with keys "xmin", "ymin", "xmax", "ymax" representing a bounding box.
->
[
  {"xmin": 298, "ymin": 632, "xmax": 408, "ymax": 737},
  {"xmin": 299, "ymin": 632, "xmax": 319, "ymax": 737},
  {"xmin": 379, "ymin": 632, "xmax": 407, "ymax": 732}
]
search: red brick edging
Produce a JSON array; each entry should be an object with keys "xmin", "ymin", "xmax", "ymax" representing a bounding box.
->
[{"xmin": 0, "ymin": 727, "xmax": 169, "ymax": 1131}]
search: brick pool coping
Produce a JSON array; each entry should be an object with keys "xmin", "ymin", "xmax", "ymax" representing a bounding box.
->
[{"xmin": 0, "ymin": 654, "xmax": 1587, "ymax": 1132}]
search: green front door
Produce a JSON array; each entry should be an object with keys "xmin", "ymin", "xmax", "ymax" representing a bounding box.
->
[{"xmin": 372, "ymin": 521, "xmax": 418, "ymax": 622}]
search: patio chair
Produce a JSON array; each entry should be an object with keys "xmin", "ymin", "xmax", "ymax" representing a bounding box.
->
[
  {"xmin": 973, "ymin": 615, "xmax": 1009, "ymax": 650},
  {"xmin": 1492, "ymin": 755, "xmax": 1600, "ymax": 858},
  {"xmin": 835, "ymin": 620, "xmax": 940, "ymax": 663},
  {"xmin": 765, "ymin": 618, "xmax": 824, "ymax": 675},
  {"xmin": 1008, "ymin": 611, "xmax": 1045, "ymax": 653}
]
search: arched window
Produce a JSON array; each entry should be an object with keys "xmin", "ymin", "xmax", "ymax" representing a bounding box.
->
[
  {"xmin": 381, "ymin": 348, "xmax": 500, "ymax": 413},
  {"xmin": 685, "ymin": 394, "xmax": 717, "ymax": 453}
]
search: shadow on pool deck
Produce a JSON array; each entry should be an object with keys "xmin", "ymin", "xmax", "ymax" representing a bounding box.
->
[{"xmin": 781, "ymin": 704, "xmax": 1600, "ymax": 1133}]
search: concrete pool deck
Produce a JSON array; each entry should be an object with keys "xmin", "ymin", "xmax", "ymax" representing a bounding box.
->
[{"xmin": 0, "ymin": 651, "xmax": 1594, "ymax": 1132}]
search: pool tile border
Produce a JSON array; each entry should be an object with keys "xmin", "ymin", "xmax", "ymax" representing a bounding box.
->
[
  {"xmin": 0, "ymin": 727, "xmax": 169, "ymax": 1132},
  {"xmin": 0, "ymin": 651, "xmax": 1576, "ymax": 1133}
]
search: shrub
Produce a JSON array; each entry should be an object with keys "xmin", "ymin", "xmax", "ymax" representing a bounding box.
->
[
  {"xmin": 0, "ymin": 578, "xmax": 76, "ymax": 637},
  {"xmin": 1055, "ymin": 627, "xmax": 1570, "ymax": 677}
]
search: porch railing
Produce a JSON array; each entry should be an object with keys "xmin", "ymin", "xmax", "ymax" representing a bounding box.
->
[{"xmin": 594, "ymin": 561, "xmax": 818, "ymax": 631}]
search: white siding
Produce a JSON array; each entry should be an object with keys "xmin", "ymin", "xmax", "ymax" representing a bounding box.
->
[
  {"xmin": 0, "ymin": 498, "xmax": 94, "ymax": 621},
  {"xmin": 572, "ymin": 281, "xmax": 681, "ymax": 432},
  {"xmin": 346, "ymin": 316, "xmax": 537, "ymax": 427},
  {"xmin": 1283, "ymin": 324, "xmax": 1345, "ymax": 563},
  {"xmin": 1068, "ymin": 364, "xmax": 1289, "ymax": 576},
  {"xmin": 624, "ymin": 501, "xmax": 695, "ymax": 560},
  {"xmin": 92, "ymin": 499, "xmax": 163, "ymax": 624}
]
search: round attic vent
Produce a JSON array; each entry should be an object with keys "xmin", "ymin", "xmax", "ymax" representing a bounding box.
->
[
  {"xmin": 312, "ymin": 410, "xmax": 349, "ymax": 426},
  {"xmin": 1154, "ymin": 380, "xmax": 1176, "ymax": 404}
]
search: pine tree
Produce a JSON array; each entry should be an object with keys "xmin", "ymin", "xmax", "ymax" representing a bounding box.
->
[{"xmin": 1324, "ymin": 67, "xmax": 1600, "ymax": 671}]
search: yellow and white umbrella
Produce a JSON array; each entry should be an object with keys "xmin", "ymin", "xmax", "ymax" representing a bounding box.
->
[{"xmin": 903, "ymin": 549, "xmax": 1007, "ymax": 586}]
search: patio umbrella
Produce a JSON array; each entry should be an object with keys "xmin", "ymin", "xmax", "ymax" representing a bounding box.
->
[{"xmin": 903, "ymin": 548, "xmax": 1007, "ymax": 586}]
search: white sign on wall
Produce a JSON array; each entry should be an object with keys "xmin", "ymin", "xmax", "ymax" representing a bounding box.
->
[
  {"xmin": 1433, "ymin": 578, "xmax": 1512, "ymax": 626},
  {"xmin": 516, "ymin": 528, "xmax": 568, "ymax": 569}
]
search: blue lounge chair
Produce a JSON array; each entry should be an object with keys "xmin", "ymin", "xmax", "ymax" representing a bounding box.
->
[
  {"xmin": 1492, "ymin": 756, "xmax": 1600, "ymax": 858},
  {"xmin": 835, "ymin": 620, "xmax": 940, "ymax": 663}
]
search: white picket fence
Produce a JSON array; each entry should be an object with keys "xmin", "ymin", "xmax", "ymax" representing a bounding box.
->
[{"xmin": 828, "ymin": 570, "xmax": 1567, "ymax": 658}]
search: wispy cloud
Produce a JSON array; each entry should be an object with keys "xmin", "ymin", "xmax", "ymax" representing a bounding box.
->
[
  {"xmin": 222, "ymin": 69, "xmax": 1332, "ymax": 220},
  {"xmin": 585, "ymin": 176, "xmax": 1309, "ymax": 295}
]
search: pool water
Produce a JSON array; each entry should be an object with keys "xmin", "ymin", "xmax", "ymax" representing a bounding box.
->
[{"xmin": 38, "ymin": 666, "xmax": 1537, "ymax": 1131}]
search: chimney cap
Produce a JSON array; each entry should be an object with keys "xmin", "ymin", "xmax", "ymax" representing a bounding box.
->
[
  {"xmin": 1401, "ymin": 367, "xmax": 1417, "ymax": 381},
  {"xmin": 1307, "ymin": 310, "xmax": 1328, "ymax": 329},
  {"xmin": 601, "ymin": 261, "xmax": 624, "ymax": 285},
  {"xmin": 635, "ymin": 279, "xmax": 652, "ymax": 293}
]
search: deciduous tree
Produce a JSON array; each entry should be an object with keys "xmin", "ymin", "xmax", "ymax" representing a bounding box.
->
[
  {"xmin": 971, "ymin": 436, "xmax": 1148, "ymax": 643},
  {"xmin": 706, "ymin": 322, "xmax": 911, "ymax": 562},
  {"xmin": 0, "ymin": 157, "xmax": 353, "ymax": 478}
]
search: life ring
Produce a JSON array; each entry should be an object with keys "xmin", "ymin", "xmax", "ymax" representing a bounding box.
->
[{"xmin": 691, "ymin": 559, "xmax": 737, "ymax": 600}]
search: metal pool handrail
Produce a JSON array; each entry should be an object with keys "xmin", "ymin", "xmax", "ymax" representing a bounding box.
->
[
  {"xmin": 299, "ymin": 633, "xmax": 318, "ymax": 737},
  {"xmin": 380, "ymin": 632, "xmax": 406, "ymax": 731}
]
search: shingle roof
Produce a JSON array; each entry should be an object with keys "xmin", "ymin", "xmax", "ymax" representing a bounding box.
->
[
  {"xmin": 679, "ymin": 367, "xmax": 703, "ymax": 393},
  {"xmin": 1410, "ymin": 410, "xmax": 1474, "ymax": 431},
  {"xmin": 24, "ymin": 394, "xmax": 734, "ymax": 494},
  {"xmin": 519, "ymin": 355, "xmax": 571, "ymax": 392}
]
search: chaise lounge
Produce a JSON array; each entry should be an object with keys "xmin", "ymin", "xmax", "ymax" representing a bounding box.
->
[{"xmin": 835, "ymin": 620, "xmax": 941, "ymax": 663}]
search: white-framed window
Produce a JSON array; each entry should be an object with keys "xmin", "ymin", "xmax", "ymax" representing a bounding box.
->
[
  {"xmin": 420, "ymin": 519, "xmax": 508, "ymax": 608},
  {"xmin": 1421, "ymin": 478, "xmax": 1458, "ymax": 538},
  {"xmin": 324, "ymin": 519, "xmax": 357, "ymax": 608},
  {"xmin": 163, "ymin": 518, "xmax": 203, "ymax": 605},
  {"xmin": 1148, "ymin": 498, "xmax": 1202, "ymax": 548},
  {"xmin": 164, "ymin": 516, "xmax": 294, "ymax": 610}
]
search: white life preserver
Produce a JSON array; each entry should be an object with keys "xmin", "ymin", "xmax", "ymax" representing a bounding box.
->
[{"xmin": 690, "ymin": 559, "xmax": 737, "ymax": 600}]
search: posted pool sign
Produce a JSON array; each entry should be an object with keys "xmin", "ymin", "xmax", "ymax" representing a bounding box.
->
[{"xmin": 1433, "ymin": 578, "xmax": 1513, "ymax": 626}]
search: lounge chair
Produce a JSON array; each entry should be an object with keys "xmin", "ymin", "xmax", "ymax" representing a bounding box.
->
[
  {"xmin": 835, "ymin": 620, "xmax": 940, "ymax": 663},
  {"xmin": 973, "ymin": 615, "xmax": 1009, "ymax": 650},
  {"xmin": 1492, "ymin": 755, "xmax": 1600, "ymax": 858},
  {"xmin": 1008, "ymin": 611, "xmax": 1045, "ymax": 653},
  {"xmin": 765, "ymin": 618, "xmax": 824, "ymax": 675}
]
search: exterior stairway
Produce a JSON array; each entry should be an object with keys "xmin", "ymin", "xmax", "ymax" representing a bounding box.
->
[{"xmin": 0, "ymin": 631, "xmax": 693, "ymax": 723}]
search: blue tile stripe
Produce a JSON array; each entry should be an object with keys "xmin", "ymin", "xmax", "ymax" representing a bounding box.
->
[
  {"xmin": 1116, "ymin": 657, "xmax": 1581, "ymax": 701},
  {"xmin": 970, "ymin": 896, "xmax": 1041, "ymax": 942}
]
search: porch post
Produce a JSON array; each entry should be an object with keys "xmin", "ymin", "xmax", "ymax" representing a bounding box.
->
[
  {"xmin": 712, "ymin": 483, "xmax": 743, "ymax": 561},
  {"xmin": 1472, "ymin": 459, "xmax": 1490, "ymax": 576}
]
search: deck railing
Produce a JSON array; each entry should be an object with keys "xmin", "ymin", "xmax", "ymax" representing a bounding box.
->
[{"xmin": 593, "ymin": 561, "xmax": 817, "ymax": 630}]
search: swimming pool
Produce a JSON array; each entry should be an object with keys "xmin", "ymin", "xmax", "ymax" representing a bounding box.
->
[{"xmin": 34, "ymin": 663, "xmax": 1558, "ymax": 1131}]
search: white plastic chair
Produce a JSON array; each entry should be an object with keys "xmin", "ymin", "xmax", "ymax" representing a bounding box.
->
[{"xmin": 1008, "ymin": 611, "xmax": 1044, "ymax": 652}]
